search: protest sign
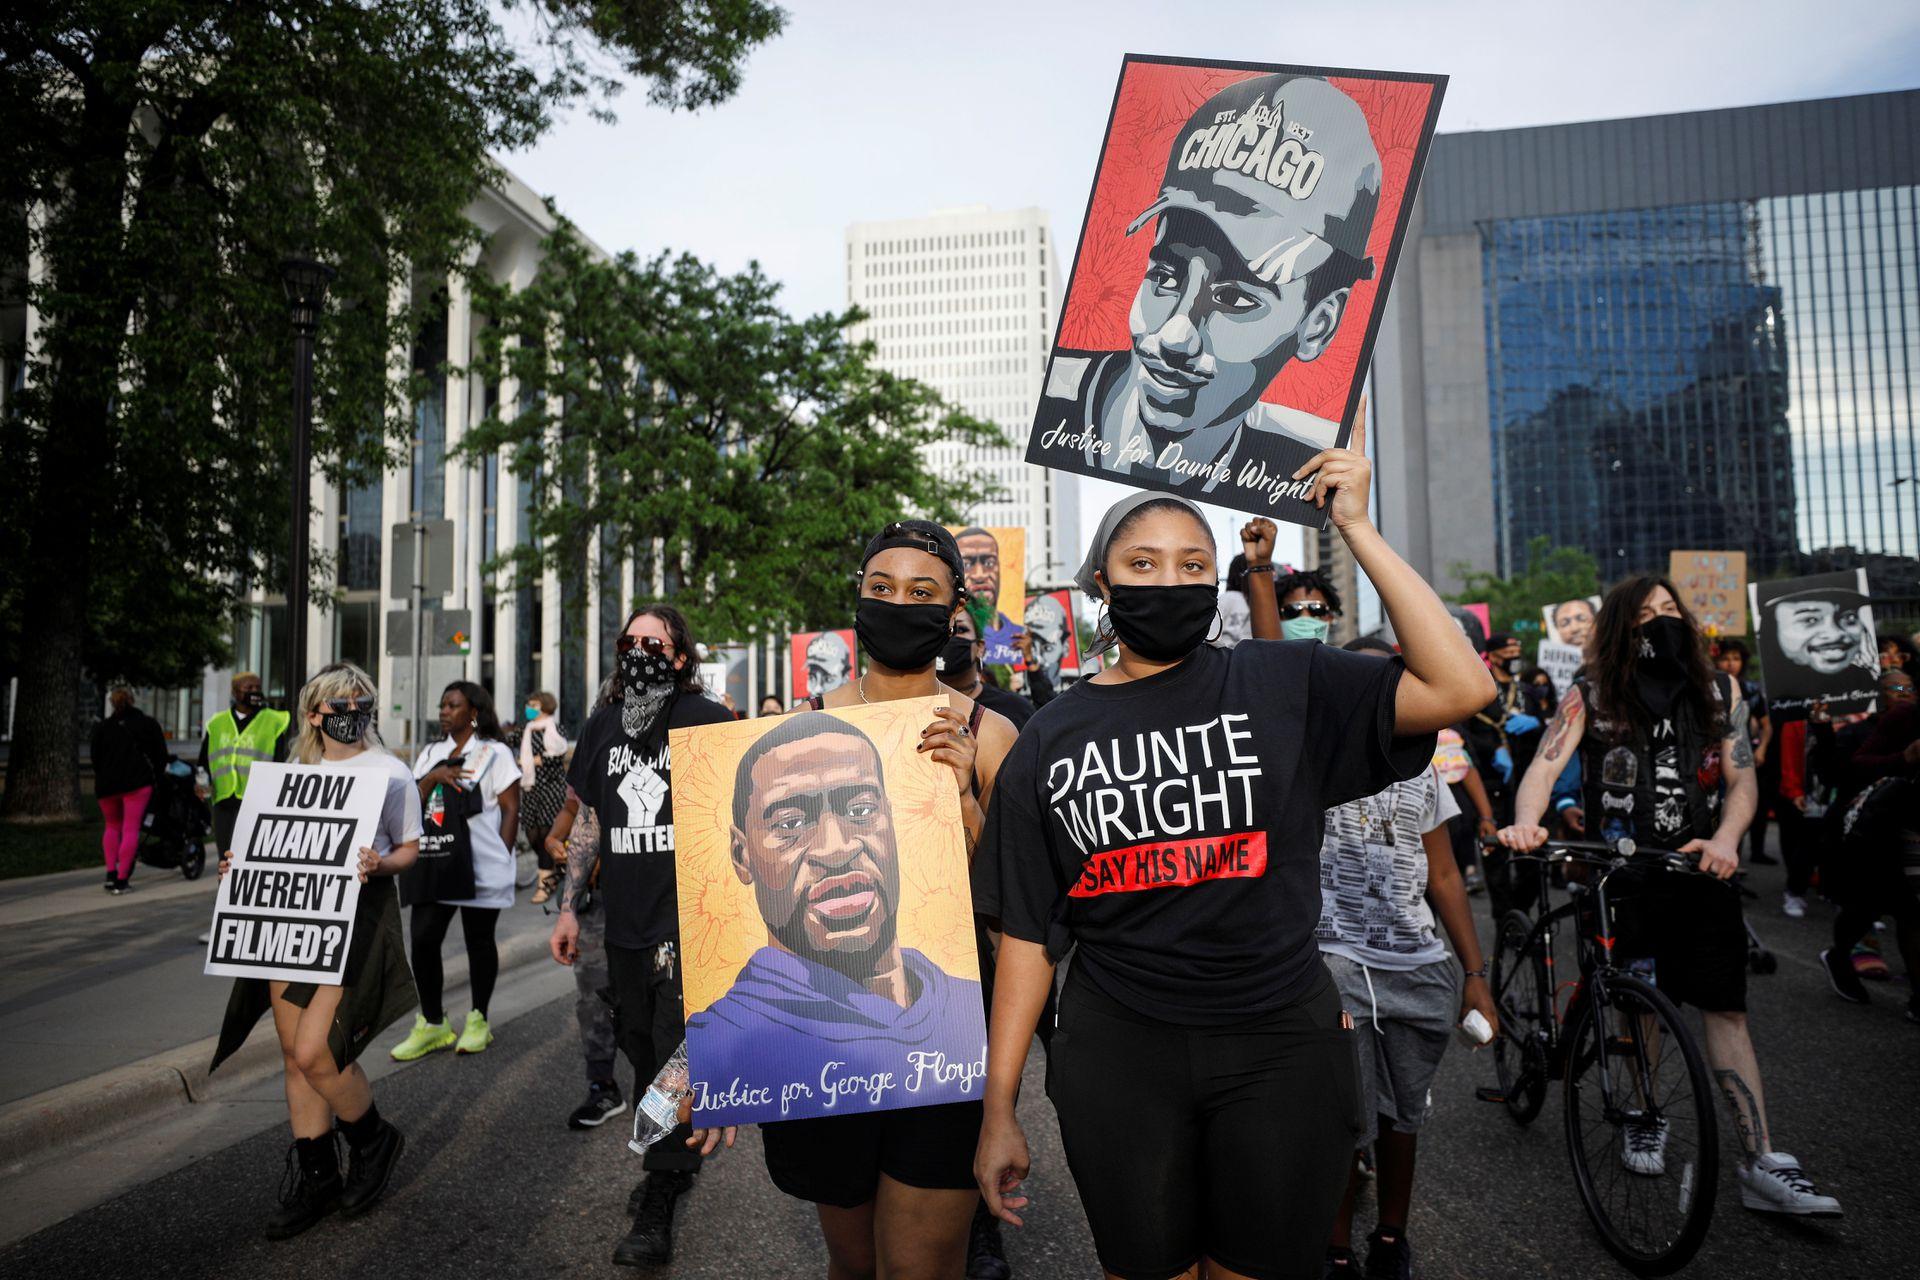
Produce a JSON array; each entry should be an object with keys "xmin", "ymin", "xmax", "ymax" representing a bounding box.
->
[
  {"xmin": 1541, "ymin": 596, "xmax": 1600, "ymax": 648},
  {"xmin": 1446, "ymin": 602, "xmax": 1490, "ymax": 650},
  {"xmin": 790, "ymin": 629, "xmax": 856, "ymax": 702},
  {"xmin": 1670, "ymin": 551, "xmax": 1748, "ymax": 636},
  {"xmin": 671, "ymin": 698, "xmax": 986, "ymax": 1126},
  {"xmin": 204, "ymin": 764, "xmax": 385, "ymax": 984},
  {"xmin": 1536, "ymin": 639, "xmax": 1584, "ymax": 695},
  {"xmin": 1749, "ymin": 570, "xmax": 1878, "ymax": 722},
  {"xmin": 1025, "ymin": 55, "xmax": 1445, "ymax": 524},
  {"xmin": 950, "ymin": 526, "xmax": 1026, "ymax": 666},
  {"xmin": 1024, "ymin": 589, "xmax": 1081, "ymax": 678}
]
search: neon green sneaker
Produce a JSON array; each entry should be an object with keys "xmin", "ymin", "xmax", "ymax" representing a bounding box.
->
[
  {"xmin": 455, "ymin": 1009, "xmax": 493, "ymax": 1055},
  {"xmin": 390, "ymin": 1015, "xmax": 455, "ymax": 1062}
]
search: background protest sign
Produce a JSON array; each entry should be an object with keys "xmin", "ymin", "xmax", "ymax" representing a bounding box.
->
[
  {"xmin": 1536, "ymin": 639, "xmax": 1584, "ymax": 695},
  {"xmin": 1670, "ymin": 550, "xmax": 1748, "ymax": 636},
  {"xmin": 1540, "ymin": 596, "xmax": 1600, "ymax": 648},
  {"xmin": 950, "ymin": 525, "xmax": 1026, "ymax": 666},
  {"xmin": 1026, "ymin": 55, "xmax": 1445, "ymax": 525},
  {"xmin": 1025, "ymin": 588, "xmax": 1081, "ymax": 679},
  {"xmin": 1749, "ymin": 569, "xmax": 1878, "ymax": 722},
  {"xmin": 204, "ymin": 764, "xmax": 385, "ymax": 984},
  {"xmin": 790, "ymin": 629, "xmax": 856, "ymax": 702},
  {"xmin": 670, "ymin": 697, "xmax": 986, "ymax": 1127}
]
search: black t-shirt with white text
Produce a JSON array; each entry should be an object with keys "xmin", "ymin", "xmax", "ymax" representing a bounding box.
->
[
  {"xmin": 972, "ymin": 641, "xmax": 1432, "ymax": 1025},
  {"xmin": 568, "ymin": 692, "xmax": 735, "ymax": 951}
]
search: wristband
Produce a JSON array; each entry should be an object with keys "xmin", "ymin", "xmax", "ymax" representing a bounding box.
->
[
  {"xmin": 1244, "ymin": 563, "xmax": 1275, "ymax": 574},
  {"xmin": 1554, "ymin": 796, "xmax": 1577, "ymax": 812},
  {"xmin": 1462, "ymin": 967, "xmax": 1487, "ymax": 979}
]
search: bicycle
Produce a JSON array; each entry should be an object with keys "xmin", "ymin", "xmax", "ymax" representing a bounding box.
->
[{"xmin": 1477, "ymin": 836, "xmax": 1721, "ymax": 1276}]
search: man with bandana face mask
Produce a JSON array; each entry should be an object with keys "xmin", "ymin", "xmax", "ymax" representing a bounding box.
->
[
  {"xmin": 197, "ymin": 671, "xmax": 292, "ymax": 858},
  {"xmin": 550, "ymin": 604, "xmax": 733, "ymax": 1268}
]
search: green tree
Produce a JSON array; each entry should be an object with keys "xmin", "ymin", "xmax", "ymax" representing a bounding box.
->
[
  {"xmin": 1449, "ymin": 536, "xmax": 1602, "ymax": 658},
  {"xmin": 0, "ymin": 1, "xmax": 784, "ymax": 818},
  {"xmin": 460, "ymin": 220, "xmax": 1005, "ymax": 645}
]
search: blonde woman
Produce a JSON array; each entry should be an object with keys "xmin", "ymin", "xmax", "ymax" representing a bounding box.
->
[{"xmin": 209, "ymin": 662, "xmax": 423, "ymax": 1239}]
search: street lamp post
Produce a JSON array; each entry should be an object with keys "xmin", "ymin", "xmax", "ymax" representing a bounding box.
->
[{"xmin": 281, "ymin": 257, "xmax": 335, "ymax": 702}]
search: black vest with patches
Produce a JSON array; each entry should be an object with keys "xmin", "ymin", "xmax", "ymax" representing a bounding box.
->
[{"xmin": 1575, "ymin": 672, "xmax": 1734, "ymax": 847}]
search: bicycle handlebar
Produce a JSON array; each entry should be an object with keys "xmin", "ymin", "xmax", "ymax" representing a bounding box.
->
[{"xmin": 1478, "ymin": 834, "xmax": 1701, "ymax": 875}]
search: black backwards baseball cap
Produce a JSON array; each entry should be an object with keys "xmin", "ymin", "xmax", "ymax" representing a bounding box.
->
[
  {"xmin": 1768, "ymin": 584, "xmax": 1870, "ymax": 611},
  {"xmin": 859, "ymin": 520, "xmax": 968, "ymax": 600},
  {"xmin": 1126, "ymin": 73, "xmax": 1382, "ymax": 287}
]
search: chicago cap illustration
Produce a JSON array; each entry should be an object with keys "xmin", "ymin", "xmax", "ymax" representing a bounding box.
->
[{"xmin": 1126, "ymin": 74, "xmax": 1382, "ymax": 287}]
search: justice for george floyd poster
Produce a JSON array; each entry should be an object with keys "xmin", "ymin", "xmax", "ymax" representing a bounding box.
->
[
  {"xmin": 1749, "ymin": 570, "xmax": 1879, "ymax": 722},
  {"xmin": 1026, "ymin": 55, "xmax": 1445, "ymax": 525},
  {"xmin": 790, "ymin": 629, "xmax": 857, "ymax": 703},
  {"xmin": 670, "ymin": 698, "xmax": 987, "ymax": 1126},
  {"xmin": 1025, "ymin": 589, "xmax": 1082, "ymax": 680},
  {"xmin": 204, "ymin": 764, "xmax": 386, "ymax": 984},
  {"xmin": 949, "ymin": 526, "xmax": 1026, "ymax": 667}
]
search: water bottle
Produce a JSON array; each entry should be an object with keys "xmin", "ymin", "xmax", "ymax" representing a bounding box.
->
[{"xmin": 629, "ymin": 1039, "xmax": 691, "ymax": 1156}]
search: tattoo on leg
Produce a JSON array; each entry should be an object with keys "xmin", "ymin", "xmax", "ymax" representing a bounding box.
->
[
  {"xmin": 1729, "ymin": 703, "xmax": 1755, "ymax": 769},
  {"xmin": 1714, "ymin": 1068, "xmax": 1769, "ymax": 1157}
]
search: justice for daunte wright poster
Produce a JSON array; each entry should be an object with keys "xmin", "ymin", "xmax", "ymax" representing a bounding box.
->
[
  {"xmin": 669, "ymin": 698, "xmax": 987, "ymax": 1126},
  {"xmin": 1026, "ymin": 55, "xmax": 1445, "ymax": 525},
  {"xmin": 203, "ymin": 764, "xmax": 385, "ymax": 984}
]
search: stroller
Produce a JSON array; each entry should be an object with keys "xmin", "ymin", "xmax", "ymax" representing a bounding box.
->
[{"xmin": 137, "ymin": 759, "xmax": 212, "ymax": 880}]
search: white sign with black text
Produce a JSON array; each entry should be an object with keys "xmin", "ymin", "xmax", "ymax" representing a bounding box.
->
[
  {"xmin": 1536, "ymin": 639, "xmax": 1584, "ymax": 696},
  {"xmin": 203, "ymin": 764, "xmax": 386, "ymax": 984}
]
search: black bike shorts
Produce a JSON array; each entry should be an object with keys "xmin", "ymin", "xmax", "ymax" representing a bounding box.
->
[
  {"xmin": 1611, "ymin": 865, "xmax": 1748, "ymax": 1013},
  {"xmin": 1046, "ymin": 963, "xmax": 1364, "ymax": 1280},
  {"xmin": 760, "ymin": 1098, "xmax": 982, "ymax": 1209}
]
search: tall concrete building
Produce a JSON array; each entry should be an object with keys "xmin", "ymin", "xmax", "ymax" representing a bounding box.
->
[
  {"xmin": 1372, "ymin": 90, "xmax": 1920, "ymax": 605},
  {"xmin": 846, "ymin": 206, "xmax": 1078, "ymax": 584}
]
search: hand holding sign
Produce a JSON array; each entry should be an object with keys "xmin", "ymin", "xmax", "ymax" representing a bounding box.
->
[{"xmin": 1294, "ymin": 409, "xmax": 1371, "ymax": 530}]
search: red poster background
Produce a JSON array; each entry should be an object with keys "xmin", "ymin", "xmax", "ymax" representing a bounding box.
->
[
  {"xmin": 789, "ymin": 629, "xmax": 857, "ymax": 702},
  {"xmin": 1024, "ymin": 589, "xmax": 1082, "ymax": 676}
]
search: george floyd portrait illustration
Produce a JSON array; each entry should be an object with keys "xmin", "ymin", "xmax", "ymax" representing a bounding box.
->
[{"xmin": 669, "ymin": 699, "xmax": 987, "ymax": 1126}]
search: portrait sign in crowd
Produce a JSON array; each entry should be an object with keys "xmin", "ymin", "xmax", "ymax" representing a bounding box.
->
[
  {"xmin": 203, "ymin": 764, "xmax": 386, "ymax": 984},
  {"xmin": 1024, "ymin": 589, "xmax": 1081, "ymax": 681},
  {"xmin": 790, "ymin": 629, "xmax": 857, "ymax": 703},
  {"xmin": 1749, "ymin": 570, "xmax": 1880, "ymax": 722},
  {"xmin": 1670, "ymin": 550, "xmax": 1748, "ymax": 636},
  {"xmin": 1024, "ymin": 54, "xmax": 1445, "ymax": 526},
  {"xmin": 951, "ymin": 525, "xmax": 1026, "ymax": 666},
  {"xmin": 670, "ymin": 698, "xmax": 988, "ymax": 1126}
]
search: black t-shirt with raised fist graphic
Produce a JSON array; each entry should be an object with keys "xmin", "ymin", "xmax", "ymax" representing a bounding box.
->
[
  {"xmin": 569, "ymin": 691, "xmax": 734, "ymax": 950},
  {"xmin": 973, "ymin": 641, "xmax": 1431, "ymax": 1025}
]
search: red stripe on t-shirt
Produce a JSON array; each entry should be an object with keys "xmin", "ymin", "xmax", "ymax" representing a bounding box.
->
[{"xmin": 1067, "ymin": 832, "xmax": 1268, "ymax": 898}]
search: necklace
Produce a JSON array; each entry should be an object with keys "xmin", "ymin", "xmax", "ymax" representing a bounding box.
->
[{"xmin": 857, "ymin": 674, "xmax": 871, "ymax": 704}]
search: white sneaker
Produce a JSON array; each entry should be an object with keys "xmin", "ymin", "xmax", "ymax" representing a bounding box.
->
[
  {"xmin": 1738, "ymin": 1152, "xmax": 1841, "ymax": 1217},
  {"xmin": 1782, "ymin": 894, "xmax": 1807, "ymax": 918},
  {"xmin": 1620, "ymin": 1116, "xmax": 1669, "ymax": 1176},
  {"xmin": 196, "ymin": 931, "xmax": 210, "ymax": 945}
]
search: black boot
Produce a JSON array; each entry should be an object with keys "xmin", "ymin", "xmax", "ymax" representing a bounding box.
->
[
  {"xmin": 265, "ymin": 1136, "xmax": 342, "ymax": 1240},
  {"xmin": 339, "ymin": 1113, "xmax": 406, "ymax": 1216},
  {"xmin": 967, "ymin": 1199, "xmax": 1013, "ymax": 1279},
  {"xmin": 614, "ymin": 1170, "xmax": 694, "ymax": 1267}
]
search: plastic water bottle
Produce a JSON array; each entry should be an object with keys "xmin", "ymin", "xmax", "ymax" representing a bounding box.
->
[{"xmin": 629, "ymin": 1039, "xmax": 691, "ymax": 1156}]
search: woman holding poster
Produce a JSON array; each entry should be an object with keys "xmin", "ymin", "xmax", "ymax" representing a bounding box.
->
[
  {"xmin": 209, "ymin": 662, "xmax": 422, "ymax": 1239},
  {"xmin": 972, "ymin": 422, "xmax": 1494, "ymax": 1279}
]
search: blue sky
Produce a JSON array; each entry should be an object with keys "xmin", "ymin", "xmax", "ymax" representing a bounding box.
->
[{"xmin": 507, "ymin": 0, "xmax": 1920, "ymax": 570}]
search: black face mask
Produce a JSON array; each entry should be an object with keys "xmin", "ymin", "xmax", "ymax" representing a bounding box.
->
[
  {"xmin": 854, "ymin": 599, "xmax": 952, "ymax": 673},
  {"xmin": 1504, "ymin": 656, "xmax": 1524, "ymax": 677},
  {"xmin": 239, "ymin": 690, "xmax": 265, "ymax": 711},
  {"xmin": 320, "ymin": 709, "xmax": 372, "ymax": 746},
  {"xmin": 1106, "ymin": 583, "xmax": 1218, "ymax": 662},
  {"xmin": 1637, "ymin": 615, "xmax": 1693, "ymax": 674},
  {"xmin": 619, "ymin": 644, "xmax": 678, "ymax": 691},
  {"xmin": 935, "ymin": 634, "xmax": 976, "ymax": 680}
]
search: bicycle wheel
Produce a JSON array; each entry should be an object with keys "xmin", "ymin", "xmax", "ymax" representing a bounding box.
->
[
  {"xmin": 1490, "ymin": 909, "xmax": 1549, "ymax": 1125},
  {"xmin": 1562, "ymin": 972, "xmax": 1718, "ymax": 1276}
]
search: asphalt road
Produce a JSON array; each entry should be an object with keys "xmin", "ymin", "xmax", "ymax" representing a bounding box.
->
[{"xmin": 2, "ymin": 858, "xmax": 1913, "ymax": 1279}]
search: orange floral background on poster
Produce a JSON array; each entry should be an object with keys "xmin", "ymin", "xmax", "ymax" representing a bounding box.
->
[{"xmin": 670, "ymin": 697, "xmax": 979, "ymax": 1018}]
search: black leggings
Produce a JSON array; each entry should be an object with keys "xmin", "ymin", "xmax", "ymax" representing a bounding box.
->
[{"xmin": 409, "ymin": 903, "xmax": 501, "ymax": 1023}]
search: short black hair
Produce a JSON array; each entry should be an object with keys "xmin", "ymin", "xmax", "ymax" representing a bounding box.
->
[
  {"xmin": 1275, "ymin": 568, "xmax": 1342, "ymax": 616},
  {"xmin": 731, "ymin": 711, "xmax": 882, "ymax": 832},
  {"xmin": 1715, "ymin": 637, "xmax": 1751, "ymax": 662}
]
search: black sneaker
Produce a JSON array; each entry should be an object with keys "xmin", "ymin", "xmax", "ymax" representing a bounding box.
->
[
  {"xmin": 1364, "ymin": 1228, "xmax": 1412, "ymax": 1280},
  {"xmin": 568, "ymin": 1080, "xmax": 628, "ymax": 1130},
  {"xmin": 1821, "ymin": 947, "xmax": 1870, "ymax": 1004},
  {"xmin": 339, "ymin": 1118, "xmax": 405, "ymax": 1216},
  {"xmin": 967, "ymin": 1200, "xmax": 1013, "ymax": 1279},
  {"xmin": 104, "ymin": 871, "xmax": 117, "ymax": 892},
  {"xmin": 265, "ymin": 1138, "xmax": 342, "ymax": 1240},
  {"xmin": 615, "ymin": 1171, "xmax": 694, "ymax": 1267},
  {"xmin": 1324, "ymin": 1245, "xmax": 1360, "ymax": 1277},
  {"xmin": 109, "ymin": 878, "xmax": 130, "ymax": 896}
]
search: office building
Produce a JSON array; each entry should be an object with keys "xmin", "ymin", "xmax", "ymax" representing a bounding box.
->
[
  {"xmin": 1372, "ymin": 90, "xmax": 1920, "ymax": 605},
  {"xmin": 845, "ymin": 206, "xmax": 1078, "ymax": 583}
]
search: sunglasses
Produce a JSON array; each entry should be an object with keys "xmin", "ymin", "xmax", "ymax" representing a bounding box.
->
[
  {"xmin": 616, "ymin": 634, "xmax": 671, "ymax": 657},
  {"xmin": 1280, "ymin": 601, "xmax": 1334, "ymax": 620},
  {"xmin": 322, "ymin": 698, "xmax": 374, "ymax": 715}
]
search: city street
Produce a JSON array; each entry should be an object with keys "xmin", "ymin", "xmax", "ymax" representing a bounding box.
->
[{"xmin": 0, "ymin": 856, "xmax": 1912, "ymax": 1279}]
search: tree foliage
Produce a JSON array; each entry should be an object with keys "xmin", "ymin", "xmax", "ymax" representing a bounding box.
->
[
  {"xmin": 1449, "ymin": 536, "xmax": 1602, "ymax": 657},
  {"xmin": 461, "ymin": 220, "xmax": 1005, "ymax": 645},
  {"xmin": 0, "ymin": 0, "xmax": 784, "ymax": 817}
]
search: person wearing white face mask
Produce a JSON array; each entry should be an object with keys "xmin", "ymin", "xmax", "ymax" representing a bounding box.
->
[{"xmin": 1274, "ymin": 567, "xmax": 1343, "ymax": 643}]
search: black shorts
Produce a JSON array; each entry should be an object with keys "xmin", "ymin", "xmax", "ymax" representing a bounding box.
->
[
  {"xmin": 1610, "ymin": 865, "xmax": 1748, "ymax": 1013},
  {"xmin": 1046, "ymin": 964, "xmax": 1363, "ymax": 1280},
  {"xmin": 760, "ymin": 1099, "xmax": 982, "ymax": 1209}
]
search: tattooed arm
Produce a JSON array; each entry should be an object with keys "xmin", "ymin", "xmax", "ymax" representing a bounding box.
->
[
  {"xmin": 1686, "ymin": 689, "xmax": 1757, "ymax": 880},
  {"xmin": 1498, "ymin": 684, "xmax": 1586, "ymax": 851}
]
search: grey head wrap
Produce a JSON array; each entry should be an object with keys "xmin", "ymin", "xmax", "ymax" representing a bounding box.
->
[{"xmin": 1073, "ymin": 491, "xmax": 1214, "ymax": 656}]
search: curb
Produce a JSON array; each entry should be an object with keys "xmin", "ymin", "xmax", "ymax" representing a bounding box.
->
[{"xmin": 0, "ymin": 926, "xmax": 555, "ymax": 1171}]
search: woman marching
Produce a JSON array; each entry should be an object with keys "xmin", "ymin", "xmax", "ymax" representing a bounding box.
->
[
  {"xmin": 512, "ymin": 691, "xmax": 571, "ymax": 905},
  {"xmin": 971, "ymin": 422, "xmax": 1494, "ymax": 1280},
  {"xmin": 209, "ymin": 662, "xmax": 422, "ymax": 1238},
  {"xmin": 691, "ymin": 519, "xmax": 1019, "ymax": 1280},
  {"xmin": 391, "ymin": 681, "xmax": 521, "ymax": 1060}
]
